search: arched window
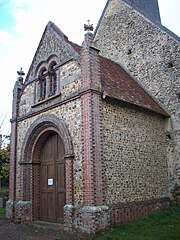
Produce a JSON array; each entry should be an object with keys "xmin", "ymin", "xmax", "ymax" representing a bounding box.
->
[
  {"xmin": 38, "ymin": 67, "xmax": 47, "ymax": 101},
  {"xmin": 34, "ymin": 56, "xmax": 59, "ymax": 105},
  {"xmin": 48, "ymin": 61, "xmax": 57, "ymax": 96}
]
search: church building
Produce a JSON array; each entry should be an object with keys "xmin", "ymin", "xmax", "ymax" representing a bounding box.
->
[{"xmin": 7, "ymin": 0, "xmax": 179, "ymax": 234}]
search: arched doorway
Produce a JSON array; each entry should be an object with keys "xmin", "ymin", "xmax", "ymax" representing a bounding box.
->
[
  {"xmin": 40, "ymin": 132, "xmax": 65, "ymax": 223},
  {"xmin": 21, "ymin": 114, "xmax": 74, "ymax": 224}
]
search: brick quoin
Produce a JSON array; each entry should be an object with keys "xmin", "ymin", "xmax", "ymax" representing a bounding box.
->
[
  {"xmin": 81, "ymin": 92, "xmax": 96, "ymax": 205},
  {"xmin": 81, "ymin": 31, "xmax": 104, "ymax": 206},
  {"xmin": 9, "ymin": 76, "xmax": 24, "ymax": 201}
]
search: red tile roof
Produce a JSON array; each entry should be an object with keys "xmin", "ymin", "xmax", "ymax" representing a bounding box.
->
[{"xmin": 99, "ymin": 56, "xmax": 169, "ymax": 116}]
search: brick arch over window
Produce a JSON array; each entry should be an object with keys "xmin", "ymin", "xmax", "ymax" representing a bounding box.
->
[
  {"xmin": 47, "ymin": 54, "xmax": 58, "ymax": 65},
  {"xmin": 35, "ymin": 61, "xmax": 47, "ymax": 77},
  {"xmin": 21, "ymin": 114, "xmax": 74, "ymax": 221}
]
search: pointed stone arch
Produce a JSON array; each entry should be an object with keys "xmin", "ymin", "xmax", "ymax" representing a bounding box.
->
[{"xmin": 20, "ymin": 114, "xmax": 74, "ymax": 221}]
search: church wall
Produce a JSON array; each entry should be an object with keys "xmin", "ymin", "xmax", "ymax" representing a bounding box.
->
[
  {"xmin": 14, "ymin": 58, "xmax": 83, "ymax": 204},
  {"xmin": 94, "ymin": 0, "xmax": 180, "ymax": 194},
  {"xmin": 19, "ymin": 84, "xmax": 34, "ymax": 115},
  {"xmin": 102, "ymin": 98, "xmax": 170, "ymax": 225},
  {"xmin": 102, "ymin": 99, "xmax": 169, "ymax": 203},
  {"xmin": 15, "ymin": 67, "xmax": 84, "ymax": 206},
  {"xmin": 15, "ymin": 99, "xmax": 83, "ymax": 203}
]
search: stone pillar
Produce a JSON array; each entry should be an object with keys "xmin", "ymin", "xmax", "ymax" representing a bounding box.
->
[
  {"xmin": 6, "ymin": 71, "xmax": 24, "ymax": 219},
  {"xmin": 64, "ymin": 155, "xmax": 74, "ymax": 231},
  {"xmin": 46, "ymin": 76, "xmax": 50, "ymax": 98}
]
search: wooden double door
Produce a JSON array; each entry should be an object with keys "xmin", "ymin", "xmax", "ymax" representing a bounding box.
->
[{"xmin": 40, "ymin": 132, "xmax": 65, "ymax": 223}]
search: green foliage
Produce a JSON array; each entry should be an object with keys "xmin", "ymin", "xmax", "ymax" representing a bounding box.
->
[
  {"xmin": 0, "ymin": 207, "xmax": 6, "ymax": 219},
  {"xmin": 93, "ymin": 204, "xmax": 180, "ymax": 240},
  {"xmin": 0, "ymin": 144, "xmax": 10, "ymax": 186},
  {"xmin": 0, "ymin": 188, "xmax": 9, "ymax": 198}
]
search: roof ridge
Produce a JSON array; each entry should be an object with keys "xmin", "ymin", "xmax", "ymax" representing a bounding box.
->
[
  {"xmin": 94, "ymin": 0, "xmax": 179, "ymax": 41},
  {"xmin": 48, "ymin": 21, "xmax": 82, "ymax": 53}
]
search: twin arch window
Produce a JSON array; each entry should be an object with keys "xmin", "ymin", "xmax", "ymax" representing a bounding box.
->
[{"xmin": 36, "ymin": 60, "xmax": 59, "ymax": 102}]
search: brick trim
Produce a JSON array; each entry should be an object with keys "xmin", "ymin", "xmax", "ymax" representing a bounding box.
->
[
  {"xmin": 9, "ymin": 77, "xmax": 24, "ymax": 203},
  {"xmin": 109, "ymin": 197, "xmax": 170, "ymax": 226},
  {"xmin": 81, "ymin": 92, "xmax": 105, "ymax": 206},
  {"xmin": 20, "ymin": 113, "xmax": 74, "ymax": 220},
  {"xmin": 81, "ymin": 34, "xmax": 104, "ymax": 206},
  {"xmin": 11, "ymin": 88, "xmax": 102, "ymax": 124},
  {"xmin": 21, "ymin": 114, "xmax": 73, "ymax": 160}
]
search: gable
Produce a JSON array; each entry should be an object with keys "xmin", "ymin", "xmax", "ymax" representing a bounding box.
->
[
  {"xmin": 94, "ymin": 0, "xmax": 179, "ymax": 41},
  {"xmin": 123, "ymin": 0, "xmax": 161, "ymax": 22},
  {"xmin": 25, "ymin": 21, "xmax": 81, "ymax": 83}
]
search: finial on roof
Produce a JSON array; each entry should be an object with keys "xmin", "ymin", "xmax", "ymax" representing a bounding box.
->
[
  {"xmin": 84, "ymin": 20, "xmax": 94, "ymax": 32},
  {"xmin": 17, "ymin": 67, "xmax": 25, "ymax": 77},
  {"xmin": 17, "ymin": 67, "xmax": 25, "ymax": 84}
]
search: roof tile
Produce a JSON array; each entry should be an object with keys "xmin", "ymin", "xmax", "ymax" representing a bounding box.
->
[{"xmin": 99, "ymin": 56, "xmax": 169, "ymax": 116}]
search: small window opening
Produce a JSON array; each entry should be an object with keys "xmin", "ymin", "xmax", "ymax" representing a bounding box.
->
[
  {"xmin": 167, "ymin": 62, "xmax": 173, "ymax": 68},
  {"xmin": 177, "ymin": 92, "xmax": 180, "ymax": 99},
  {"xmin": 38, "ymin": 68, "xmax": 47, "ymax": 101},
  {"xmin": 48, "ymin": 61, "xmax": 57, "ymax": 96}
]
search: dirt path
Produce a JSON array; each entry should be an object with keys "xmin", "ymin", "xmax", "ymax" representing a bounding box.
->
[{"xmin": 0, "ymin": 219, "xmax": 92, "ymax": 240}]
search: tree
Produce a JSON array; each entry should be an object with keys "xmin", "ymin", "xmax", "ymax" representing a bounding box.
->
[
  {"xmin": 0, "ymin": 111, "xmax": 10, "ymax": 189},
  {"xmin": 0, "ymin": 143, "xmax": 10, "ymax": 187}
]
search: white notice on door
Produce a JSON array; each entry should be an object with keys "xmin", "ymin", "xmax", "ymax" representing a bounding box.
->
[{"xmin": 48, "ymin": 178, "xmax": 53, "ymax": 186}]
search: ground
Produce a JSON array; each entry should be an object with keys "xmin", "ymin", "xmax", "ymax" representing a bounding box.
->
[{"xmin": 0, "ymin": 219, "xmax": 92, "ymax": 240}]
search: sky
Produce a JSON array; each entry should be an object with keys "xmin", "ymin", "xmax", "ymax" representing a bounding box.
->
[{"xmin": 0, "ymin": 0, "xmax": 179, "ymax": 135}]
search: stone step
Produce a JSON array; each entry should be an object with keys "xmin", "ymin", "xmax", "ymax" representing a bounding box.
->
[{"xmin": 32, "ymin": 221, "xmax": 63, "ymax": 230}]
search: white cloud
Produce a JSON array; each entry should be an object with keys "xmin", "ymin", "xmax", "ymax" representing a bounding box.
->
[{"xmin": 0, "ymin": 29, "xmax": 13, "ymax": 48}]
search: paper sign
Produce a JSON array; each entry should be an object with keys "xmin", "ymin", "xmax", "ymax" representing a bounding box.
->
[{"xmin": 48, "ymin": 178, "xmax": 53, "ymax": 186}]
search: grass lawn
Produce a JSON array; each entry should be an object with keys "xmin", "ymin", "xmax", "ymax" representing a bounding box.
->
[
  {"xmin": 0, "ymin": 207, "xmax": 6, "ymax": 219},
  {"xmin": 93, "ymin": 204, "xmax": 180, "ymax": 240}
]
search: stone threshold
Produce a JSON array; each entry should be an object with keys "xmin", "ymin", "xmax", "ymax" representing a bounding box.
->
[{"xmin": 32, "ymin": 221, "xmax": 63, "ymax": 230}]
